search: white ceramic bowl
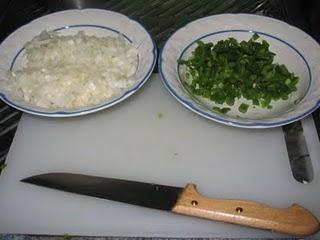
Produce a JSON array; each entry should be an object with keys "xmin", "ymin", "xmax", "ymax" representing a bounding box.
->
[
  {"xmin": 159, "ymin": 14, "xmax": 320, "ymax": 128},
  {"xmin": 0, "ymin": 9, "xmax": 157, "ymax": 117}
]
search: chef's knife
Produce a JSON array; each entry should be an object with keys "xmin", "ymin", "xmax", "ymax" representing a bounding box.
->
[{"xmin": 21, "ymin": 173, "xmax": 320, "ymax": 237}]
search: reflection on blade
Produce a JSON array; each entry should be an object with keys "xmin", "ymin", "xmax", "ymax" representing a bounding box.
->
[
  {"xmin": 282, "ymin": 121, "xmax": 313, "ymax": 183},
  {"xmin": 21, "ymin": 173, "xmax": 182, "ymax": 211}
]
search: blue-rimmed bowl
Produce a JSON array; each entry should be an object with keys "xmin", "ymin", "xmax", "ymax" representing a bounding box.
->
[
  {"xmin": 159, "ymin": 14, "xmax": 320, "ymax": 128},
  {"xmin": 0, "ymin": 9, "xmax": 157, "ymax": 117}
]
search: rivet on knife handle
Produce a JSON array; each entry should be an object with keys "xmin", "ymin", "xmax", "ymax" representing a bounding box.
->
[{"xmin": 172, "ymin": 184, "xmax": 320, "ymax": 236}]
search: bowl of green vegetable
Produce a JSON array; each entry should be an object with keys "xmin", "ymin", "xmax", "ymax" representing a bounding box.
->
[{"xmin": 159, "ymin": 14, "xmax": 320, "ymax": 128}]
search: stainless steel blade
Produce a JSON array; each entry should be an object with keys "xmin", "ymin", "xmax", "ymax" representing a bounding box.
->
[{"xmin": 21, "ymin": 173, "xmax": 183, "ymax": 211}]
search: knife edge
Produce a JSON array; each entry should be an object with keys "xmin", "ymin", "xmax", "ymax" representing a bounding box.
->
[{"xmin": 21, "ymin": 172, "xmax": 183, "ymax": 211}]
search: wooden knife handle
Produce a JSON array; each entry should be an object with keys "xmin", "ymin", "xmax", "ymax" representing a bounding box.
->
[{"xmin": 172, "ymin": 184, "xmax": 320, "ymax": 236}]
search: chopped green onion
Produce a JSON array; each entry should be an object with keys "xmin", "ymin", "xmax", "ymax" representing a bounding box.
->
[
  {"xmin": 239, "ymin": 103, "xmax": 249, "ymax": 113},
  {"xmin": 178, "ymin": 34, "xmax": 299, "ymax": 114},
  {"xmin": 212, "ymin": 106, "xmax": 231, "ymax": 114}
]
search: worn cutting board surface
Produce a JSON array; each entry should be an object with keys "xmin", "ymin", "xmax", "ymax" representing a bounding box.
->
[{"xmin": 0, "ymin": 74, "xmax": 320, "ymax": 238}]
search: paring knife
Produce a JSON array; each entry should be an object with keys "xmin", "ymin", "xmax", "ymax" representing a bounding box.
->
[{"xmin": 21, "ymin": 173, "xmax": 320, "ymax": 237}]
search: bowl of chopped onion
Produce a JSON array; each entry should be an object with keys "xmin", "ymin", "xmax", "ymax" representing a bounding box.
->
[
  {"xmin": 0, "ymin": 9, "xmax": 157, "ymax": 117},
  {"xmin": 159, "ymin": 14, "xmax": 320, "ymax": 128}
]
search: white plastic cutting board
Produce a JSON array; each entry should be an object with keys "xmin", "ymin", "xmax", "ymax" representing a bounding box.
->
[{"xmin": 0, "ymin": 74, "xmax": 320, "ymax": 238}]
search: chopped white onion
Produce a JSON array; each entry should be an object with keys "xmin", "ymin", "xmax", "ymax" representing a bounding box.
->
[{"xmin": 7, "ymin": 30, "xmax": 138, "ymax": 109}]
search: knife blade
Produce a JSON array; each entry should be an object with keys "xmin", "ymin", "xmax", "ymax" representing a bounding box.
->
[{"xmin": 21, "ymin": 173, "xmax": 320, "ymax": 237}]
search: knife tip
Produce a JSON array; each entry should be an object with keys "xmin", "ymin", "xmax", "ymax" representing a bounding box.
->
[
  {"xmin": 21, "ymin": 173, "xmax": 61, "ymax": 183},
  {"xmin": 20, "ymin": 176, "xmax": 34, "ymax": 183},
  {"xmin": 20, "ymin": 174, "xmax": 46, "ymax": 184}
]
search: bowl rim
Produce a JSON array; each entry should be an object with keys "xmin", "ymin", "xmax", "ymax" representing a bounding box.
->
[
  {"xmin": 0, "ymin": 9, "xmax": 158, "ymax": 117},
  {"xmin": 159, "ymin": 13, "xmax": 320, "ymax": 128}
]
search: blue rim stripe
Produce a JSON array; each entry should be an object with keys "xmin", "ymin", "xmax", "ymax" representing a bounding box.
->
[
  {"xmin": 10, "ymin": 24, "xmax": 135, "ymax": 71},
  {"xmin": 3, "ymin": 21, "xmax": 157, "ymax": 117},
  {"xmin": 54, "ymin": 24, "xmax": 133, "ymax": 43},
  {"xmin": 159, "ymin": 19, "xmax": 320, "ymax": 128},
  {"xmin": 177, "ymin": 30, "xmax": 312, "ymax": 97}
]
